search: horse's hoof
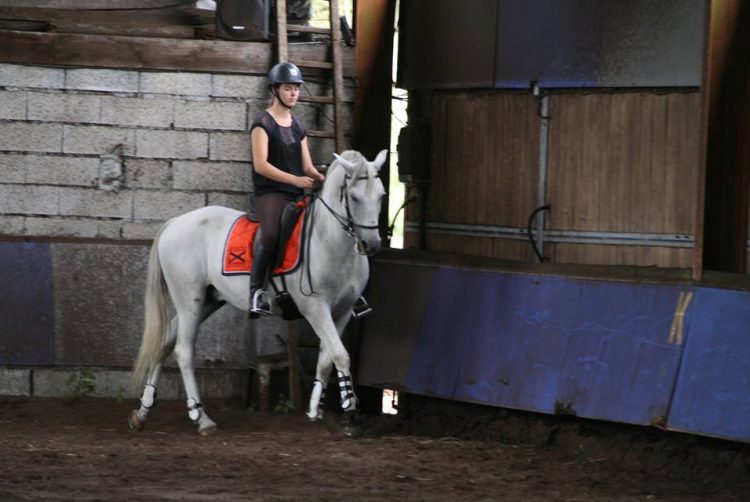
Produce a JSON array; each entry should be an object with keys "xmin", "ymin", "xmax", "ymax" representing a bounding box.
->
[
  {"xmin": 343, "ymin": 424, "xmax": 362, "ymax": 438},
  {"xmin": 341, "ymin": 409, "xmax": 361, "ymax": 437},
  {"xmin": 128, "ymin": 410, "xmax": 145, "ymax": 432},
  {"xmin": 198, "ymin": 424, "xmax": 218, "ymax": 436},
  {"xmin": 306, "ymin": 411, "xmax": 324, "ymax": 422}
]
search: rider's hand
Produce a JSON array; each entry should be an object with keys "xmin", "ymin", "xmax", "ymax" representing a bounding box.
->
[{"xmin": 295, "ymin": 176, "xmax": 315, "ymax": 189}]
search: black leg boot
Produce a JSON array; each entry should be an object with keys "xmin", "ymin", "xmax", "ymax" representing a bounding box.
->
[{"xmin": 249, "ymin": 244, "xmax": 273, "ymax": 319}]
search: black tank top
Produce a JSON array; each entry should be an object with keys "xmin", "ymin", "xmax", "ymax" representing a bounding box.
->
[{"xmin": 250, "ymin": 110, "xmax": 306, "ymax": 196}]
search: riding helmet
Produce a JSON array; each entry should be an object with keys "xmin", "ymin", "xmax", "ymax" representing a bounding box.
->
[{"xmin": 268, "ymin": 62, "xmax": 304, "ymax": 86}]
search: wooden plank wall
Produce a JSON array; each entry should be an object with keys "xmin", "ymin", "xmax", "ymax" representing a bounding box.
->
[
  {"xmin": 404, "ymin": 91, "xmax": 539, "ymax": 261},
  {"xmin": 546, "ymin": 91, "xmax": 701, "ymax": 268},
  {"xmin": 405, "ymin": 90, "xmax": 703, "ymax": 269}
]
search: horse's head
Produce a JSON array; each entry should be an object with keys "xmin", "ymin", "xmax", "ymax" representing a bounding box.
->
[{"xmin": 330, "ymin": 149, "xmax": 388, "ymax": 256}]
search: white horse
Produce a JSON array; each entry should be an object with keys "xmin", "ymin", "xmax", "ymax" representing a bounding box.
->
[{"xmin": 128, "ymin": 149, "xmax": 387, "ymax": 436}]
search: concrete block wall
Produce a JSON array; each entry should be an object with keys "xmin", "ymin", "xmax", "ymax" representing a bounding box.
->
[
  {"xmin": 0, "ymin": 63, "xmax": 352, "ymax": 241},
  {"xmin": 0, "ymin": 63, "xmax": 354, "ymax": 399}
]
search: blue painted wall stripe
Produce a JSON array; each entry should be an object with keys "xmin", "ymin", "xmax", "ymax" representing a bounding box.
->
[{"xmin": 0, "ymin": 242, "xmax": 54, "ymax": 365}]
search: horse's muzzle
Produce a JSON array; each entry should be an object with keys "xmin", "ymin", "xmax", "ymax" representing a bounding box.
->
[{"xmin": 356, "ymin": 239, "xmax": 381, "ymax": 256}]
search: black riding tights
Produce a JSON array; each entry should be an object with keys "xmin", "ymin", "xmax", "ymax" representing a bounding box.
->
[{"xmin": 255, "ymin": 192, "xmax": 296, "ymax": 251}]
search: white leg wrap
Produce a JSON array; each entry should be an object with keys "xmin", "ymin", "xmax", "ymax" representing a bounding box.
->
[
  {"xmin": 140, "ymin": 384, "xmax": 157, "ymax": 409},
  {"xmin": 187, "ymin": 398, "xmax": 203, "ymax": 422},
  {"xmin": 307, "ymin": 379, "xmax": 326, "ymax": 420}
]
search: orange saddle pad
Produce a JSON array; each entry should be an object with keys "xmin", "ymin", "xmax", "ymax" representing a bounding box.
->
[{"xmin": 221, "ymin": 210, "xmax": 306, "ymax": 276}]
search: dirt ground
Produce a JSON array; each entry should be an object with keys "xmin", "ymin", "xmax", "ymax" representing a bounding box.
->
[{"xmin": 0, "ymin": 396, "xmax": 748, "ymax": 501}]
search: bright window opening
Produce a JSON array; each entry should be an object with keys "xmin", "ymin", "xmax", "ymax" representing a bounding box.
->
[{"xmin": 382, "ymin": 388, "xmax": 399, "ymax": 415}]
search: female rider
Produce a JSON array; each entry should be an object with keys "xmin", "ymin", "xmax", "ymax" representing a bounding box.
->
[{"xmin": 249, "ymin": 62, "xmax": 325, "ymax": 317}]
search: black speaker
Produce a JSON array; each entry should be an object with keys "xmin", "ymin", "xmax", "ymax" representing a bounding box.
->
[{"xmin": 216, "ymin": 0, "xmax": 270, "ymax": 41}]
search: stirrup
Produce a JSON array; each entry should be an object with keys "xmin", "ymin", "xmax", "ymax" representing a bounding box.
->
[
  {"xmin": 250, "ymin": 289, "xmax": 272, "ymax": 317},
  {"xmin": 351, "ymin": 296, "xmax": 372, "ymax": 319}
]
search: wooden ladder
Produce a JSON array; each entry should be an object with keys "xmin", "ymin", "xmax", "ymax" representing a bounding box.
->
[{"xmin": 275, "ymin": 0, "xmax": 346, "ymax": 152}]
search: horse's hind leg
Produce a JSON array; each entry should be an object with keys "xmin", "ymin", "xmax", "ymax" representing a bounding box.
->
[
  {"xmin": 131, "ymin": 298, "xmax": 224, "ymax": 434},
  {"xmin": 172, "ymin": 295, "xmax": 226, "ymax": 435},
  {"xmin": 129, "ymin": 317, "xmax": 178, "ymax": 430}
]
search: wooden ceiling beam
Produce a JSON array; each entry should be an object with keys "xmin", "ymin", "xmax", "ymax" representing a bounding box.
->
[{"xmin": 0, "ymin": 29, "xmax": 355, "ymax": 76}]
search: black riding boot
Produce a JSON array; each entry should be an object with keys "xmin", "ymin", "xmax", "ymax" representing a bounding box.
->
[{"xmin": 249, "ymin": 244, "xmax": 273, "ymax": 319}]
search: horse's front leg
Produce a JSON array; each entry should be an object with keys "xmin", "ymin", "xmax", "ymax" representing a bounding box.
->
[
  {"xmin": 303, "ymin": 307, "xmax": 361, "ymax": 436},
  {"xmin": 306, "ymin": 348, "xmax": 332, "ymax": 421}
]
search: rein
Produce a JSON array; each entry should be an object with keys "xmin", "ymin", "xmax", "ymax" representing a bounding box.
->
[{"xmin": 296, "ymin": 170, "xmax": 380, "ymax": 296}]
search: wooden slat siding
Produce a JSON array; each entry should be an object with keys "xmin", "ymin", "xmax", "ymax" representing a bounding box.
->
[
  {"xmin": 546, "ymin": 92, "xmax": 701, "ymax": 234},
  {"xmin": 427, "ymin": 91, "xmax": 539, "ymax": 227},
  {"xmin": 0, "ymin": 30, "xmax": 356, "ymax": 76},
  {"xmin": 403, "ymin": 91, "xmax": 539, "ymax": 260},
  {"xmin": 404, "ymin": 90, "xmax": 703, "ymax": 269},
  {"xmin": 49, "ymin": 22, "xmax": 200, "ymax": 39}
]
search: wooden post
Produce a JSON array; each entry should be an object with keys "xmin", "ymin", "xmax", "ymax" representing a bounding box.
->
[
  {"xmin": 287, "ymin": 320, "xmax": 302, "ymax": 411},
  {"xmin": 276, "ymin": 0, "xmax": 288, "ymax": 62},
  {"xmin": 698, "ymin": 0, "xmax": 750, "ymax": 276}
]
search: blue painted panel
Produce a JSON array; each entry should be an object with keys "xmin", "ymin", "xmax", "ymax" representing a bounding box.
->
[
  {"xmin": 668, "ymin": 288, "xmax": 750, "ymax": 443},
  {"xmin": 454, "ymin": 273, "xmax": 580, "ymax": 414},
  {"xmin": 406, "ymin": 268, "xmax": 685, "ymax": 426},
  {"xmin": 555, "ymin": 282, "xmax": 685, "ymax": 425},
  {"xmin": 0, "ymin": 242, "xmax": 54, "ymax": 364},
  {"xmin": 406, "ymin": 268, "xmax": 485, "ymax": 398}
]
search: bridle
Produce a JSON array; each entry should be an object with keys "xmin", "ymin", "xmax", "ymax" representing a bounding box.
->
[{"xmin": 315, "ymin": 172, "xmax": 380, "ymax": 239}]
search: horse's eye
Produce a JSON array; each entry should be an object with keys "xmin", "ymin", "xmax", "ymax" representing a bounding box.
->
[{"xmin": 351, "ymin": 195, "xmax": 359, "ymax": 203}]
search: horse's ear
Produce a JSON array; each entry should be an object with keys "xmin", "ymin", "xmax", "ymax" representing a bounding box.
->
[
  {"xmin": 371, "ymin": 149, "xmax": 388, "ymax": 173},
  {"xmin": 333, "ymin": 152, "xmax": 357, "ymax": 174}
]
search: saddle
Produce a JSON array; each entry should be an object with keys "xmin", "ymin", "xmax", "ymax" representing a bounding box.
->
[
  {"xmin": 222, "ymin": 195, "xmax": 372, "ymax": 321},
  {"xmin": 222, "ymin": 197, "xmax": 309, "ymax": 277}
]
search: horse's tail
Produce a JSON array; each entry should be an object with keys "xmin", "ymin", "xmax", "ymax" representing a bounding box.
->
[{"xmin": 131, "ymin": 221, "xmax": 171, "ymax": 391}]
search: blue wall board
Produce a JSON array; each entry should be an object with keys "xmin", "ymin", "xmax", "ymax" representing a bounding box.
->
[
  {"xmin": 450, "ymin": 272, "xmax": 581, "ymax": 414},
  {"xmin": 667, "ymin": 288, "xmax": 750, "ymax": 443},
  {"xmin": 0, "ymin": 242, "xmax": 54, "ymax": 364},
  {"xmin": 405, "ymin": 268, "xmax": 485, "ymax": 398},
  {"xmin": 404, "ymin": 268, "xmax": 686, "ymax": 425},
  {"xmin": 554, "ymin": 282, "xmax": 686, "ymax": 425}
]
